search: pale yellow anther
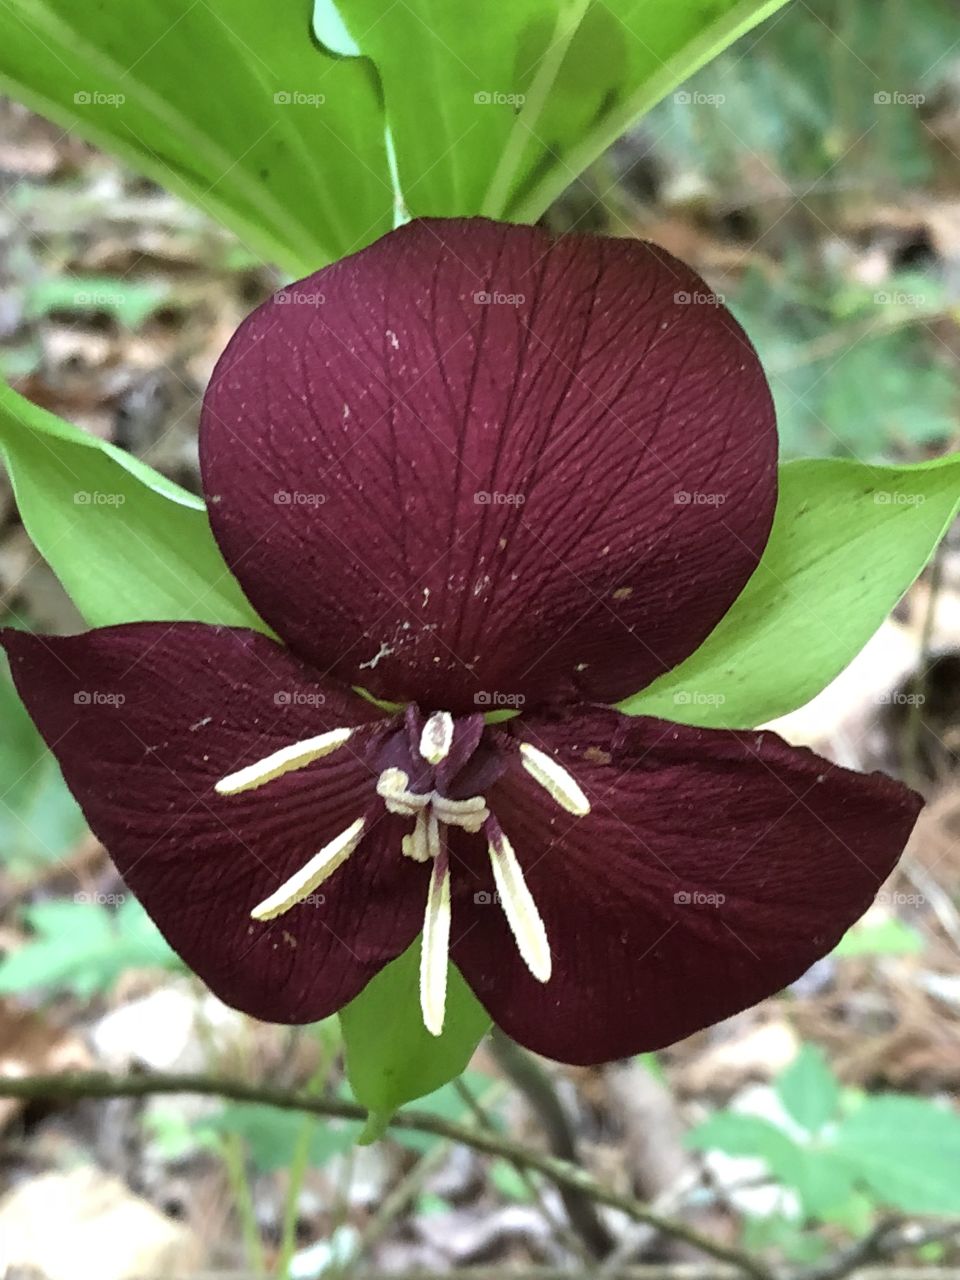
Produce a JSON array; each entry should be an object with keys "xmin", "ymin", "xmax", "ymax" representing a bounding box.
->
[
  {"xmin": 216, "ymin": 728, "xmax": 353, "ymax": 795},
  {"xmin": 401, "ymin": 810, "xmax": 430, "ymax": 862},
  {"xmin": 250, "ymin": 818, "xmax": 365, "ymax": 921},
  {"xmin": 432, "ymin": 793, "xmax": 489, "ymax": 832},
  {"xmin": 420, "ymin": 855, "xmax": 451, "ymax": 1036},
  {"xmin": 377, "ymin": 768, "xmax": 431, "ymax": 816},
  {"xmin": 419, "ymin": 711, "xmax": 454, "ymax": 765},
  {"xmin": 489, "ymin": 832, "xmax": 552, "ymax": 983},
  {"xmin": 519, "ymin": 743, "xmax": 590, "ymax": 816}
]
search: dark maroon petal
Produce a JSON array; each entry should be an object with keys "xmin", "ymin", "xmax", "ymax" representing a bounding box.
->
[
  {"xmin": 449, "ymin": 707, "xmax": 922, "ymax": 1064},
  {"xmin": 1, "ymin": 624, "xmax": 424, "ymax": 1021},
  {"xmin": 201, "ymin": 217, "xmax": 776, "ymax": 713}
]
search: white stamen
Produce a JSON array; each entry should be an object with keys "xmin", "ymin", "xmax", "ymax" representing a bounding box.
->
[
  {"xmin": 432, "ymin": 793, "xmax": 489, "ymax": 832},
  {"xmin": 402, "ymin": 810, "xmax": 432, "ymax": 862},
  {"xmin": 420, "ymin": 854, "xmax": 451, "ymax": 1036},
  {"xmin": 519, "ymin": 743, "xmax": 590, "ymax": 816},
  {"xmin": 250, "ymin": 818, "xmax": 365, "ymax": 921},
  {"xmin": 419, "ymin": 711, "xmax": 454, "ymax": 764},
  {"xmin": 377, "ymin": 768, "xmax": 430, "ymax": 816},
  {"xmin": 489, "ymin": 832, "xmax": 552, "ymax": 983},
  {"xmin": 426, "ymin": 809, "xmax": 441, "ymax": 860},
  {"xmin": 216, "ymin": 728, "xmax": 353, "ymax": 795}
]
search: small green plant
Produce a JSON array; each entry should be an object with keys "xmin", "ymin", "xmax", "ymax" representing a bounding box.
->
[{"xmin": 688, "ymin": 1045, "xmax": 960, "ymax": 1232}]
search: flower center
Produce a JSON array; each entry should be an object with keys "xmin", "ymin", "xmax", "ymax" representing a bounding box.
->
[{"xmin": 213, "ymin": 707, "xmax": 591, "ymax": 1036}]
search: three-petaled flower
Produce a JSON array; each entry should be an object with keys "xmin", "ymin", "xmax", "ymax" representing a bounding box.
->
[{"xmin": 3, "ymin": 219, "xmax": 922, "ymax": 1064}]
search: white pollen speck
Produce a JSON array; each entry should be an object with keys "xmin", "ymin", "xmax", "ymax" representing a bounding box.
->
[
  {"xmin": 422, "ymin": 587, "xmax": 430, "ymax": 607},
  {"xmin": 343, "ymin": 403, "xmax": 351, "ymax": 419},
  {"xmin": 359, "ymin": 642, "xmax": 394, "ymax": 670},
  {"xmin": 189, "ymin": 716, "xmax": 212, "ymax": 732},
  {"xmin": 386, "ymin": 329, "xmax": 400, "ymax": 350},
  {"xmin": 575, "ymin": 662, "xmax": 588, "ymax": 672},
  {"xmin": 473, "ymin": 574, "xmax": 491, "ymax": 597}
]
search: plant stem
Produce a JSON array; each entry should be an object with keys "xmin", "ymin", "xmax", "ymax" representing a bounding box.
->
[
  {"xmin": 221, "ymin": 1131, "xmax": 266, "ymax": 1276},
  {"xmin": 489, "ymin": 1027, "xmax": 615, "ymax": 1258},
  {"xmin": 0, "ymin": 1069, "xmax": 770, "ymax": 1280}
]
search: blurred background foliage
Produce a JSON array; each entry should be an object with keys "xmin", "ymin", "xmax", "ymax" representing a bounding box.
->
[{"xmin": 3, "ymin": 0, "xmax": 960, "ymax": 1275}]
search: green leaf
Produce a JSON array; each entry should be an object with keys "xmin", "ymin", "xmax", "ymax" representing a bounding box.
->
[
  {"xmin": 834, "ymin": 1095, "xmax": 960, "ymax": 1214},
  {"xmin": 391, "ymin": 1071, "xmax": 497, "ymax": 1153},
  {"xmin": 332, "ymin": 0, "xmax": 790, "ymax": 221},
  {"xmin": 833, "ymin": 917, "xmax": 925, "ymax": 959},
  {"xmin": 622, "ymin": 456, "xmax": 960, "ymax": 728},
  {"xmin": 0, "ymin": 899, "xmax": 182, "ymax": 999},
  {"xmin": 687, "ymin": 1106, "xmax": 856, "ymax": 1223},
  {"xmin": 686, "ymin": 1111, "xmax": 805, "ymax": 1185},
  {"xmin": 205, "ymin": 1105, "xmax": 359, "ymax": 1171},
  {"xmin": 341, "ymin": 941, "xmax": 490, "ymax": 1130},
  {"xmin": 0, "ymin": 658, "xmax": 86, "ymax": 875},
  {"xmin": 25, "ymin": 275, "xmax": 171, "ymax": 329},
  {"xmin": 0, "ymin": 0, "xmax": 392, "ymax": 274},
  {"xmin": 789, "ymin": 1150, "xmax": 857, "ymax": 1224},
  {"xmin": 777, "ymin": 1045, "xmax": 841, "ymax": 1134},
  {"xmin": 0, "ymin": 385, "xmax": 268, "ymax": 631}
]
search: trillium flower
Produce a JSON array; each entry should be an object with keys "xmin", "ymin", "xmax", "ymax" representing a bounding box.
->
[{"xmin": 3, "ymin": 219, "xmax": 921, "ymax": 1065}]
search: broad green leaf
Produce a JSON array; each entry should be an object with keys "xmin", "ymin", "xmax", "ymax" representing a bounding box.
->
[
  {"xmin": 391, "ymin": 1070, "xmax": 497, "ymax": 1153},
  {"xmin": 0, "ymin": 0, "xmax": 392, "ymax": 275},
  {"xmin": 25, "ymin": 275, "xmax": 171, "ymax": 329},
  {"xmin": 329, "ymin": 0, "xmax": 582, "ymax": 218},
  {"xmin": 788, "ymin": 1149, "xmax": 857, "ymax": 1223},
  {"xmin": 688, "ymin": 1108, "xmax": 860, "ymax": 1223},
  {"xmin": 743, "ymin": 1213, "xmax": 828, "ymax": 1264},
  {"xmin": 622, "ymin": 456, "xmax": 960, "ymax": 728},
  {"xmin": 777, "ymin": 1045, "xmax": 841, "ymax": 1134},
  {"xmin": 833, "ymin": 917, "xmax": 924, "ymax": 959},
  {"xmin": 204, "ymin": 1105, "xmax": 359, "ymax": 1171},
  {"xmin": 834, "ymin": 1095, "xmax": 960, "ymax": 1214},
  {"xmin": 686, "ymin": 1110, "xmax": 806, "ymax": 1186},
  {"xmin": 0, "ymin": 899, "xmax": 182, "ymax": 999},
  {"xmin": 341, "ymin": 941, "xmax": 490, "ymax": 1133},
  {"xmin": 0, "ymin": 385, "xmax": 267, "ymax": 631},
  {"xmin": 331, "ymin": 0, "xmax": 789, "ymax": 221}
]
